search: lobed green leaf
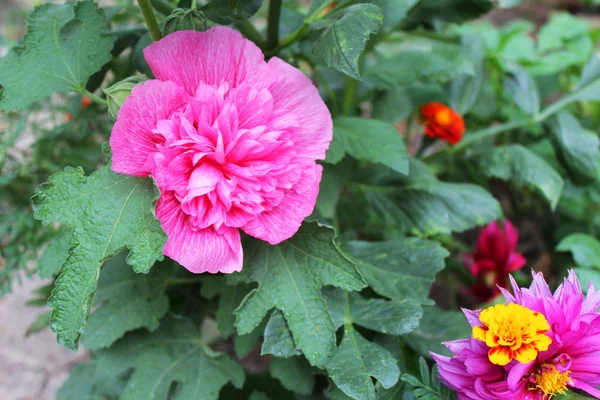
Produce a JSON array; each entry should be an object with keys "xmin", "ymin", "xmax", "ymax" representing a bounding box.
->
[
  {"xmin": 31, "ymin": 156, "xmax": 167, "ymax": 350},
  {"xmin": 234, "ymin": 222, "xmax": 366, "ymax": 368},
  {"xmin": 0, "ymin": 1, "xmax": 114, "ymax": 110},
  {"xmin": 312, "ymin": 4, "xmax": 383, "ymax": 79}
]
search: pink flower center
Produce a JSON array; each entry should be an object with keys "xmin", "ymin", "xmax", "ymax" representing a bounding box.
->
[{"xmin": 151, "ymin": 83, "xmax": 304, "ymax": 232}]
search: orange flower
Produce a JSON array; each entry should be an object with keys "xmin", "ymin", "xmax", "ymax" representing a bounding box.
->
[
  {"xmin": 318, "ymin": 1, "xmax": 337, "ymax": 17},
  {"xmin": 419, "ymin": 102, "xmax": 465, "ymax": 145},
  {"xmin": 81, "ymin": 96, "xmax": 92, "ymax": 108},
  {"xmin": 64, "ymin": 112, "xmax": 73, "ymax": 122}
]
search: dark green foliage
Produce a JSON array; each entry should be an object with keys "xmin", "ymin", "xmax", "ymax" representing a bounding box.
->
[{"xmin": 3, "ymin": 1, "xmax": 600, "ymax": 399}]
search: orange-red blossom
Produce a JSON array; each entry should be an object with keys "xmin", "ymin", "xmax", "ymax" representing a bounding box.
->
[{"xmin": 419, "ymin": 102, "xmax": 465, "ymax": 145}]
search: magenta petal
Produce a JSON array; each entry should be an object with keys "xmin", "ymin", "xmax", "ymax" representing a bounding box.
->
[
  {"xmin": 157, "ymin": 192, "xmax": 242, "ymax": 273},
  {"xmin": 506, "ymin": 252, "xmax": 526, "ymax": 272},
  {"xmin": 110, "ymin": 80, "xmax": 188, "ymax": 176},
  {"xmin": 502, "ymin": 219, "xmax": 519, "ymax": 251},
  {"xmin": 144, "ymin": 28, "xmax": 272, "ymax": 95},
  {"xmin": 506, "ymin": 360, "xmax": 533, "ymax": 390},
  {"xmin": 571, "ymin": 379, "xmax": 600, "ymax": 398}
]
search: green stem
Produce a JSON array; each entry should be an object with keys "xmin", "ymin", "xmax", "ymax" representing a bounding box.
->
[
  {"xmin": 137, "ymin": 0, "xmax": 163, "ymax": 42},
  {"xmin": 191, "ymin": 0, "xmax": 198, "ymax": 10},
  {"xmin": 149, "ymin": 0, "xmax": 175, "ymax": 15},
  {"xmin": 424, "ymin": 119, "xmax": 531, "ymax": 161},
  {"xmin": 266, "ymin": 0, "xmax": 283, "ymax": 51},
  {"xmin": 313, "ymin": 66, "xmax": 339, "ymax": 117},
  {"xmin": 270, "ymin": 25, "xmax": 308, "ymax": 55},
  {"xmin": 534, "ymin": 95, "xmax": 573, "ymax": 122},
  {"xmin": 77, "ymin": 88, "xmax": 108, "ymax": 106},
  {"xmin": 342, "ymin": 77, "xmax": 359, "ymax": 115},
  {"xmin": 234, "ymin": 20, "xmax": 265, "ymax": 49}
]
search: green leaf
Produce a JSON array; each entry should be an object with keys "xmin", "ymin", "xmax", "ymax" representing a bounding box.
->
[
  {"xmin": 0, "ymin": 1, "xmax": 114, "ymax": 110},
  {"xmin": 476, "ymin": 144, "xmax": 564, "ymax": 209},
  {"xmin": 57, "ymin": 362, "xmax": 126, "ymax": 400},
  {"xmin": 80, "ymin": 253, "xmax": 169, "ymax": 350},
  {"xmin": 404, "ymin": 306, "xmax": 470, "ymax": 357},
  {"xmin": 554, "ymin": 53, "xmax": 600, "ymax": 107},
  {"xmin": 504, "ymin": 67, "xmax": 540, "ymax": 116},
  {"xmin": 356, "ymin": 161, "xmax": 502, "ymax": 236},
  {"xmin": 575, "ymin": 53, "xmax": 600, "ymax": 101},
  {"xmin": 555, "ymin": 392, "xmax": 596, "ymax": 400},
  {"xmin": 234, "ymin": 222, "xmax": 366, "ymax": 368},
  {"xmin": 402, "ymin": 0, "xmax": 492, "ymax": 26},
  {"xmin": 367, "ymin": 0, "xmax": 420, "ymax": 30},
  {"xmin": 93, "ymin": 316, "xmax": 244, "ymax": 400},
  {"xmin": 234, "ymin": 319, "xmax": 266, "ymax": 358},
  {"xmin": 324, "ymin": 288, "xmax": 423, "ymax": 335},
  {"xmin": 312, "ymin": 4, "xmax": 383, "ymax": 80},
  {"xmin": 345, "ymin": 239, "xmax": 447, "ymax": 303},
  {"xmin": 327, "ymin": 324, "xmax": 400, "ymax": 400},
  {"xmin": 557, "ymin": 233, "xmax": 600, "ymax": 268},
  {"xmin": 37, "ymin": 229, "xmax": 71, "ymax": 278},
  {"xmin": 325, "ymin": 117, "xmax": 408, "ymax": 174},
  {"xmin": 200, "ymin": 276, "xmax": 252, "ymax": 337},
  {"xmin": 550, "ymin": 111, "xmax": 600, "ymax": 185},
  {"xmin": 201, "ymin": 0, "xmax": 262, "ymax": 24},
  {"xmin": 366, "ymin": 40, "xmax": 473, "ymax": 89},
  {"xmin": 446, "ymin": 34, "xmax": 485, "ymax": 115},
  {"xmin": 575, "ymin": 269, "xmax": 600, "ymax": 294},
  {"xmin": 250, "ymin": 392, "xmax": 272, "ymax": 400},
  {"xmin": 31, "ymin": 155, "xmax": 167, "ymax": 350},
  {"xmin": 271, "ymin": 356, "xmax": 315, "ymax": 395},
  {"xmin": 229, "ymin": 0, "xmax": 240, "ymax": 13},
  {"xmin": 401, "ymin": 360, "xmax": 456, "ymax": 400},
  {"xmin": 316, "ymin": 162, "xmax": 353, "ymax": 220},
  {"xmin": 537, "ymin": 13, "xmax": 588, "ymax": 54},
  {"xmin": 262, "ymin": 310, "xmax": 300, "ymax": 358}
]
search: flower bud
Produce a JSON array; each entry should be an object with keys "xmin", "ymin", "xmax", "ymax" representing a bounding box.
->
[
  {"xmin": 103, "ymin": 76, "xmax": 145, "ymax": 119},
  {"xmin": 162, "ymin": 8, "xmax": 208, "ymax": 36}
]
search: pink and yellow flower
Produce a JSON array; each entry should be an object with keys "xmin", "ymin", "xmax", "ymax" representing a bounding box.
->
[
  {"xmin": 432, "ymin": 270, "xmax": 600, "ymax": 399},
  {"xmin": 109, "ymin": 27, "xmax": 332, "ymax": 274}
]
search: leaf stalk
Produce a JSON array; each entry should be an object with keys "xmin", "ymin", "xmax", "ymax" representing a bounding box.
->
[{"xmin": 137, "ymin": 0, "xmax": 163, "ymax": 42}]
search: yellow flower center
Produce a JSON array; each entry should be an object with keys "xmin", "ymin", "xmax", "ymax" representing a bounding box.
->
[
  {"xmin": 434, "ymin": 109, "xmax": 452, "ymax": 126},
  {"xmin": 472, "ymin": 303, "xmax": 552, "ymax": 366},
  {"xmin": 529, "ymin": 364, "xmax": 572, "ymax": 399}
]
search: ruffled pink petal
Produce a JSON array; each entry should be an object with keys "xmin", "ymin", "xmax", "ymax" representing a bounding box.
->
[
  {"xmin": 241, "ymin": 164, "xmax": 322, "ymax": 245},
  {"xmin": 110, "ymin": 80, "xmax": 189, "ymax": 176},
  {"xmin": 144, "ymin": 28, "xmax": 272, "ymax": 96},
  {"xmin": 267, "ymin": 57, "xmax": 332, "ymax": 161},
  {"xmin": 156, "ymin": 192, "xmax": 242, "ymax": 273}
]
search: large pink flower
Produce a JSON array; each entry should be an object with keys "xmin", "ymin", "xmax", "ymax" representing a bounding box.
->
[
  {"xmin": 463, "ymin": 220, "xmax": 527, "ymax": 302},
  {"xmin": 109, "ymin": 27, "xmax": 332, "ymax": 273},
  {"xmin": 432, "ymin": 270, "xmax": 600, "ymax": 400}
]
